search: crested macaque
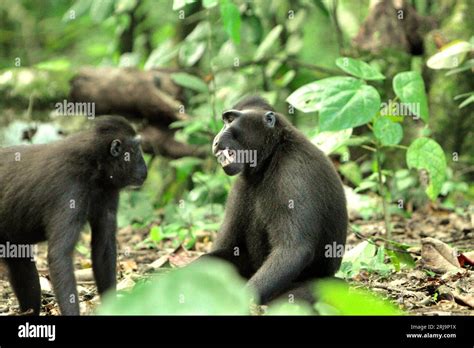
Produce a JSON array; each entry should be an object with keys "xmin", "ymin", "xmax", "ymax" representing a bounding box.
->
[
  {"xmin": 206, "ymin": 96, "xmax": 348, "ymax": 304},
  {"xmin": 0, "ymin": 116, "xmax": 147, "ymax": 315}
]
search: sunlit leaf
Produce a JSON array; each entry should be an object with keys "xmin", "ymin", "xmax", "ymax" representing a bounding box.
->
[
  {"xmin": 373, "ymin": 117, "xmax": 403, "ymax": 146},
  {"xmin": 173, "ymin": 0, "xmax": 197, "ymax": 10},
  {"xmin": 311, "ymin": 128, "xmax": 352, "ymax": 154},
  {"xmin": 393, "ymin": 71, "xmax": 429, "ymax": 122},
  {"xmin": 315, "ymin": 279, "xmax": 402, "ymax": 315},
  {"xmin": 254, "ymin": 25, "xmax": 283, "ymax": 61},
  {"xmin": 171, "ymin": 73, "xmax": 208, "ymax": 93},
  {"xmin": 90, "ymin": 0, "xmax": 114, "ymax": 23},
  {"xmin": 426, "ymin": 40, "xmax": 472, "ymax": 69},
  {"xmin": 99, "ymin": 258, "xmax": 253, "ymax": 314},
  {"xmin": 336, "ymin": 57, "xmax": 385, "ymax": 80},
  {"xmin": 145, "ymin": 40, "xmax": 180, "ymax": 69},
  {"xmin": 203, "ymin": 0, "xmax": 218, "ymax": 8},
  {"xmin": 406, "ymin": 137, "xmax": 446, "ymax": 200},
  {"xmin": 219, "ymin": 0, "xmax": 241, "ymax": 44},
  {"xmin": 287, "ymin": 77, "xmax": 380, "ymax": 131}
]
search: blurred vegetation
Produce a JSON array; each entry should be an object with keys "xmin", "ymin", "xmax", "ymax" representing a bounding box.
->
[{"xmin": 0, "ymin": 0, "xmax": 473, "ymax": 315}]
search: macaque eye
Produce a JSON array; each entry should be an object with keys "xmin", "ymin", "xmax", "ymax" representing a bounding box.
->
[
  {"xmin": 110, "ymin": 139, "xmax": 122, "ymax": 157},
  {"xmin": 264, "ymin": 111, "xmax": 276, "ymax": 128}
]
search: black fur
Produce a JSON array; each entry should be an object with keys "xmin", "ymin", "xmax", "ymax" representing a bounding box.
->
[
  {"xmin": 207, "ymin": 96, "xmax": 347, "ymax": 303},
  {"xmin": 0, "ymin": 116, "xmax": 147, "ymax": 315}
]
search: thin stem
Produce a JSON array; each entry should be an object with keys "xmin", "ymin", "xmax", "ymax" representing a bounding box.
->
[
  {"xmin": 330, "ymin": 0, "xmax": 344, "ymax": 54},
  {"xmin": 362, "ymin": 145, "xmax": 376, "ymax": 152},
  {"xmin": 206, "ymin": 9, "xmax": 217, "ymax": 121},
  {"xmin": 375, "ymin": 144, "xmax": 391, "ymax": 239}
]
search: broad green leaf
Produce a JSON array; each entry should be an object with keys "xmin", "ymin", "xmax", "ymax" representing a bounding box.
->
[
  {"xmin": 275, "ymin": 70, "xmax": 295, "ymax": 87},
  {"xmin": 336, "ymin": 57, "xmax": 385, "ymax": 80},
  {"xmin": 339, "ymin": 162, "xmax": 362, "ymax": 185},
  {"xmin": 145, "ymin": 41, "xmax": 180, "ymax": 69},
  {"xmin": 179, "ymin": 41, "xmax": 206, "ymax": 67},
  {"xmin": 426, "ymin": 40, "xmax": 472, "ymax": 69},
  {"xmin": 99, "ymin": 258, "xmax": 253, "ymax": 314},
  {"xmin": 219, "ymin": 0, "xmax": 241, "ymax": 44},
  {"xmin": 393, "ymin": 71, "xmax": 429, "ymax": 122},
  {"xmin": 90, "ymin": 0, "xmax": 114, "ymax": 23},
  {"xmin": 254, "ymin": 25, "xmax": 283, "ymax": 61},
  {"xmin": 311, "ymin": 128, "xmax": 352, "ymax": 154},
  {"xmin": 171, "ymin": 73, "xmax": 208, "ymax": 93},
  {"xmin": 373, "ymin": 117, "xmax": 403, "ymax": 145},
  {"xmin": 315, "ymin": 280, "xmax": 402, "ymax": 315},
  {"xmin": 186, "ymin": 21, "xmax": 211, "ymax": 41},
  {"xmin": 288, "ymin": 77, "xmax": 380, "ymax": 131},
  {"xmin": 336, "ymin": 241, "xmax": 375, "ymax": 278},
  {"xmin": 406, "ymin": 137, "xmax": 446, "ymax": 200}
]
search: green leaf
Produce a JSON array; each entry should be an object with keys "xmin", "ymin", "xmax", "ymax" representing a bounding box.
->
[
  {"xmin": 171, "ymin": 73, "xmax": 208, "ymax": 93},
  {"xmin": 311, "ymin": 128, "xmax": 353, "ymax": 154},
  {"xmin": 145, "ymin": 41, "xmax": 180, "ymax": 69},
  {"xmin": 315, "ymin": 279, "xmax": 402, "ymax": 315},
  {"xmin": 336, "ymin": 57, "xmax": 385, "ymax": 80},
  {"xmin": 203, "ymin": 0, "xmax": 218, "ymax": 8},
  {"xmin": 339, "ymin": 161, "xmax": 362, "ymax": 185},
  {"xmin": 386, "ymin": 250, "xmax": 401, "ymax": 272},
  {"xmin": 149, "ymin": 226, "xmax": 163, "ymax": 243},
  {"xmin": 99, "ymin": 258, "xmax": 253, "ymax": 314},
  {"xmin": 373, "ymin": 117, "xmax": 403, "ymax": 146},
  {"xmin": 406, "ymin": 138, "xmax": 447, "ymax": 200},
  {"xmin": 288, "ymin": 77, "xmax": 380, "ymax": 131},
  {"xmin": 179, "ymin": 41, "xmax": 206, "ymax": 67},
  {"xmin": 426, "ymin": 40, "xmax": 472, "ymax": 69},
  {"xmin": 254, "ymin": 25, "xmax": 283, "ymax": 61},
  {"xmin": 219, "ymin": 0, "xmax": 241, "ymax": 44},
  {"xmin": 115, "ymin": 0, "xmax": 137, "ymax": 13},
  {"xmin": 393, "ymin": 71, "xmax": 429, "ymax": 122},
  {"xmin": 172, "ymin": 0, "xmax": 196, "ymax": 10},
  {"xmin": 445, "ymin": 59, "xmax": 474, "ymax": 76},
  {"xmin": 35, "ymin": 58, "xmax": 71, "ymax": 71},
  {"xmin": 458, "ymin": 94, "xmax": 474, "ymax": 109},
  {"xmin": 90, "ymin": 0, "xmax": 115, "ymax": 23},
  {"xmin": 62, "ymin": 0, "xmax": 93, "ymax": 22}
]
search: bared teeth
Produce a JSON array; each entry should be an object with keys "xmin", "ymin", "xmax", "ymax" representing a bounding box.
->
[{"xmin": 216, "ymin": 148, "xmax": 235, "ymax": 167}]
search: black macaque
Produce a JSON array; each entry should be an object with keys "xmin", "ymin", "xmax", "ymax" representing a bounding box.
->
[
  {"xmin": 0, "ymin": 116, "xmax": 147, "ymax": 315},
  {"xmin": 207, "ymin": 96, "xmax": 348, "ymax": 304}
]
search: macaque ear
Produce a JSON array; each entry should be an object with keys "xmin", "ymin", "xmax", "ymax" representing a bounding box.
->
[
  {"xmin": 264, "ymin": 111, "xmax": 276, "ymax": 128},
  {"xmin": 110, "ymin": 139, "xmax": 122, "ymax": 157}
]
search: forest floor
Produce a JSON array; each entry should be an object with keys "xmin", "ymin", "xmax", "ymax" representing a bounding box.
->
[{"xmin": 0, "ymin": 209, "xmax": 472, "ymax": 315}]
